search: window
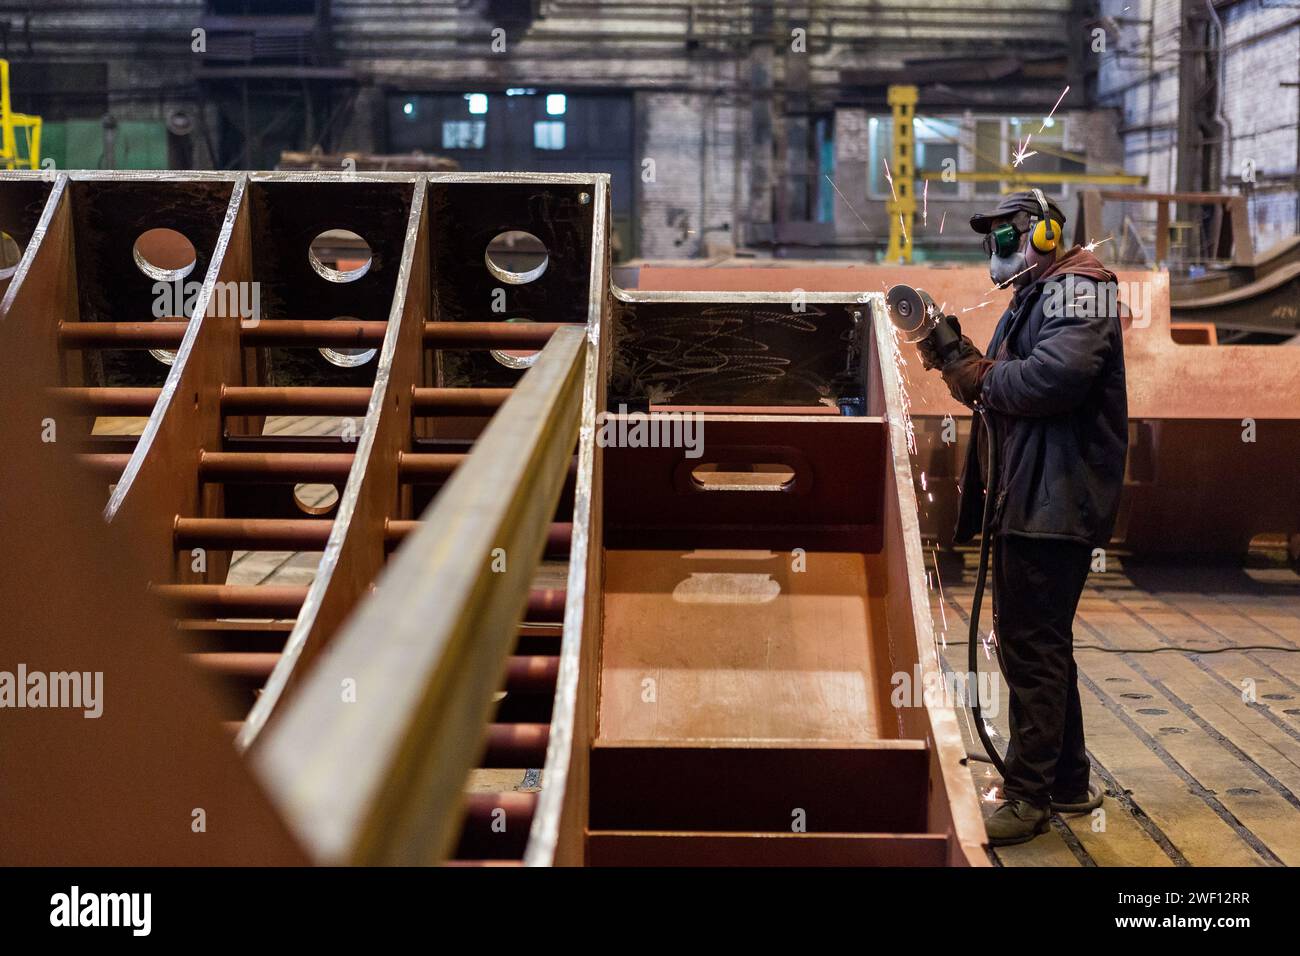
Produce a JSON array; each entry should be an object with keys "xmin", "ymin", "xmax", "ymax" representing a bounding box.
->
[
  {"xmin": 442, "ymin": 120, "xmax": 486, "ymax": 150},
  {"xmin": 869, "ymin": 115, "xmax": 961, "ymax": 199},
  {"xmin": 868, "ymin": 117, "xmax": 891, "ymax": 198},
  {"xmin": 546, "ymin": 93, "xmax": 566, "ymax": 116},
  {"xmin": 973, "ymin": 117, "xmax": 1081, "ymax": 196},
  {"xmin": 465, "ymin": 93, "xmax": 488, "ymax": 115},
  {"xmin": 974, "ymin": 119, "xmax": 1003, "ymax": 195},
  {"xmin": 1008, "ymin": 116, "xmax": 1082, "ymax": 196},
  {"xmin": 814, "ymin": 115, "xmax": 835, "ymax": 223},
  {"xmin": 534, "ymin": 120, "xmax": 565, "ymax": 150},
  {"xmin": 914, "ymin": 117, "xmax": 960, "ymax": 197}
]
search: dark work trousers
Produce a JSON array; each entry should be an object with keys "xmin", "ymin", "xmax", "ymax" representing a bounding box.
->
[{"xmin": 991, "ymin": 532, "xmax": 1094, "ymax": 807}]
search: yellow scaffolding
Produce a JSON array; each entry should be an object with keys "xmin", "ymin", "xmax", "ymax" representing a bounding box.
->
[
  {"xmin": 884, "ymin": 85, "xmax": 916, "ymax": 263},
  {"xmin": 920, "ymin": 171, "xmax": 1146, "ymax": 188},
  {"xmin": 884, "ymin": 85, "xmax": 1148, "ymax": 258},
  {"xmin": 0, "ymin": 59, "xmax": 43, "ymax": 171}
]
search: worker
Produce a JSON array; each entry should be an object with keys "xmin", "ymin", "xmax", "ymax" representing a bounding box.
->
[{"xmin": 917, "ymin": 189, "xmax": 1128, "ymax": 846}]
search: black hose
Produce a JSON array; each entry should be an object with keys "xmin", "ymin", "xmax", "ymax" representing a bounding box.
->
[{"xmin": 967, "ymin": 407, "xmax": 1007, "ymax": 776}]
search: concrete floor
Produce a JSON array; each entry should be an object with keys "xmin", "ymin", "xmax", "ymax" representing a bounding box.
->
[{"xmin": 936, "ymin": 548, "xmax": 1300, "ymax": 867}]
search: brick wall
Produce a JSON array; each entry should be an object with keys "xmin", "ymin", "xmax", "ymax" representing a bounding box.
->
[{"xmin": 1097, "ymin": 0, "xmax": 1299, "ymax": 253}]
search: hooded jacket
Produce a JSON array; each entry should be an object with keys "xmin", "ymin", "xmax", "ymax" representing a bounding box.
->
[{"xmin": 954, "ymin": 246, "xmax": 1128, "ymax": 547}]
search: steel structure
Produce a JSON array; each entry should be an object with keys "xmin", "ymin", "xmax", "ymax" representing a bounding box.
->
[
  {"xmin": 0, "ymin": 170, "xmax": 983, "ymax": 866},
  {"xmin": 636, "ymin": 262, "xmax": 1300, "ymax": 557}
]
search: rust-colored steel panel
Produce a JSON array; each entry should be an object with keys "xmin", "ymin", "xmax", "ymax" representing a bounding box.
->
[
  {"xmin": 637, "ymin": 263, "xmax": 1300, "ymax": 554},
  {"xmin": 603, "ymin": 414, "xmax": 888, "ymax": 551}
]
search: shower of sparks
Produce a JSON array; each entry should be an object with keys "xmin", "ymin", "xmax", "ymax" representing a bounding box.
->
[
  {"xmin": 931, "ymin": 546, "xmax": 949, "ymax": 634},
  {"xmin": 898, "ymin": 213, "xmax": 908, "ymax": 242},
  {"xmin": 1011, "ymin": 135, "xmax": 1037, "ymax": 167},
  {"xmin": 922, "ymin": 180, "xmax": 929, "ymax": 227},
  {"xmin": 961, "ymin": 300, "xmax": 993, "ymax": 314},
  {"xmin": 1003, "ymin": 85, "xmax": 1066, "ymax": 170},
  {"xmin": 920, "ymin": 471, "xmax": 928, "ymax": 491},
  {"xmin": 927, "ymin": 492, "xmax": 934, "ymax": 503},
  {"xmin": 980, "ymin": 264, "xmax": 1036, "ymax": 296},
  {"xmin": 824, "ymin": 174, "xmax": 872, "ymax": 233},
  {"xmin": 1083, "ymin": 234, "xmax": 1114, "ymax": 254},
  {"xmin": 1039, "ymin": 85, "xmax": 1070, "ymax": 134},
  {"xmin": 982, "ymin": 784, "xmax": 1000, "ymax": 803},
  {"xmin": 882, "ymin": 157, "xmax": 898, "ymax": 203},
  {"xmin": 887, "ymin": 325, "xmax": 917, "ymax": 455},
  {"xmin": 939, "ymin": 211, "xmax": 947, "ymax": 234}
]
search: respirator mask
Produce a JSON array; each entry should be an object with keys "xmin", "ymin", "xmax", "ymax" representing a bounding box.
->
[{"xmin": 983, "ymin": 221, "xmax": 1030, "ymax": 289}]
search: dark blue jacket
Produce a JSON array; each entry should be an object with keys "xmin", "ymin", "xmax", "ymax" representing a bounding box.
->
[{"xmin": 955, "ymin": 252, "xmax": 1128, "ymax": 547}]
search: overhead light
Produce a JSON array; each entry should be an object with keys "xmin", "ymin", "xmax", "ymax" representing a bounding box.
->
[
  {"xmin": 403, "ymin": 101, "xmax": 415, "ymax": 116},
  {"xmin": 466, "ymin": 93, "xmax": 488, "ymax": 115},
  {"xmin": 546, "ymin": 93, "xmax": 567, "ymax": 116}
]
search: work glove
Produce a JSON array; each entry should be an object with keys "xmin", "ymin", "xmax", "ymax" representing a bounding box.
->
[
  {"xmin": 915, "ymin": 315, "xmax": 973, "ymax": 371},
  {"xmin": 941, "ymin": 351, "xmax": 995, "ymax": 409}
]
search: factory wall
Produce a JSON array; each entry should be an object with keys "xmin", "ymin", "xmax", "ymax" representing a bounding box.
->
[
  {"xmin": 826, "ymin": 106, "xmax": 1124, "ymax": 261},
  {"xmin": 1096, "ymin": 0, "xmax": 1300, "ymax": 255},
  {"xmin": 7, "ymin": 1, "xmax": 1293, "ymax": 257},
  {"xmin": 1220, "ymin": 1, "xmax": 1300, "ymax": 250}
]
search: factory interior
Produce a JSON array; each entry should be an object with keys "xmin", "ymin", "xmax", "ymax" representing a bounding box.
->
[{"xmin": 0, "ymin": 0, "xmax": 1298, "ymax": 920}]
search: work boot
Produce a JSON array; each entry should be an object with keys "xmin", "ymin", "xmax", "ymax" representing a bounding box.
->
[
  {"xmin": 985, "ymin": 800, "xmax": 1050, "ymax": 847},
  {"xmin": 1051, "ymin": 782, "xmax": 1104, "ymax": 814}
]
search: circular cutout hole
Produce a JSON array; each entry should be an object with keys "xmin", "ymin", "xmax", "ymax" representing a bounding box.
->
[
  {"xmin": 149, "ymin": 312, "xmax": 178, "ymax": 366},
  {"xmin": 293, "ymin": 483, "xmax": 340, "ymax": 516},
  {"xmin": 309, "ymin": 229, "xmax": 372, "ymax": 283},
  {"xmin": 490, "ymin": 317, "xmax": 542, "ymax": 370},
  {"xmin": 0, "ymin": 229, "xmax": 24, "ymax": 279},
  {"xmin": 485, "ymin": 230, "xmax": 548, "ymax": 285},
  {"xmin": 133, "ymin": 228, "xmax": 197, "ymax": 283},
  {"xmin": 318, "ymin": 315, "xmax": 378, "ymax": 369}
]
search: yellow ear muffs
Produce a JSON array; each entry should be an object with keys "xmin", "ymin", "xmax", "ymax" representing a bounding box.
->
[{"xmin": 1031, "ymin": 216, "xmax": 1060, "ymax": 254}]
